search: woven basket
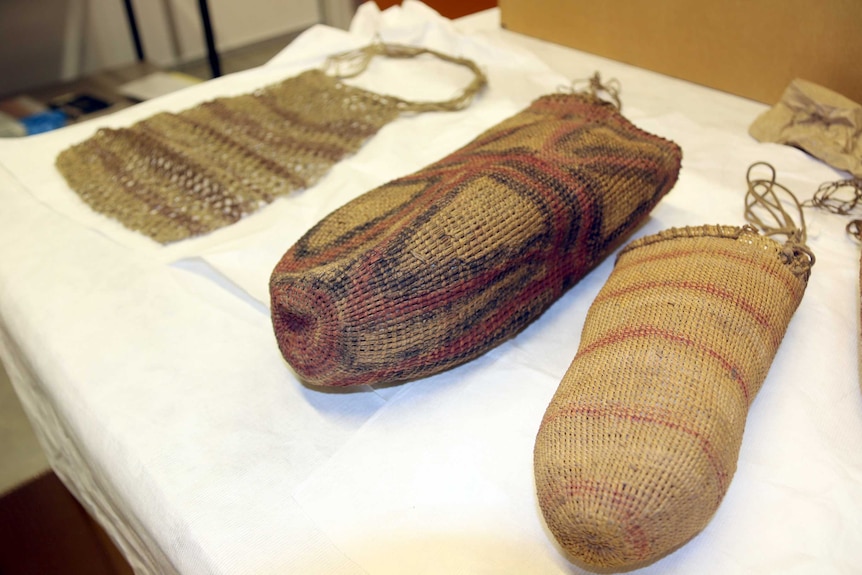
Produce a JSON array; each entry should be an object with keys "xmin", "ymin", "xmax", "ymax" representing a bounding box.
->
[
  {"xmin": 270, "ymin": 94, "xmax": 682, "ymax": 387},
  {"xmin": 534, "ymin": 224, "xmax": 811, "ymax": 570}
]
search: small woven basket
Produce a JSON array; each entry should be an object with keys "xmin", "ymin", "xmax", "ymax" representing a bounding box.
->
[
  {"xmin": 534, "ymin": 224, "xmax": 811, "ymax": 570},
  {"xmin": 270, "ymin": 93, "xmax": 682, "ymax": 386}
]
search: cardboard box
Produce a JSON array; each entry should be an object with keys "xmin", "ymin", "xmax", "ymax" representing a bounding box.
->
[{"xmin": 500, "ymin": 0, "xmax": 862, "ymax": 105}]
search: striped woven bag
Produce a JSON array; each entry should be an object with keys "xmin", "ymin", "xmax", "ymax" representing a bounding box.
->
[
  {"xmin": 270, "ymin": 87, "xmax": 682, "ymax": 386},
  {"xmin": 55, "ymin": 44, "xmax": 486, "ymax": 243},
  {"xmin": 534, "ymin": 165, "xmax": 814, "ymax": 570}
]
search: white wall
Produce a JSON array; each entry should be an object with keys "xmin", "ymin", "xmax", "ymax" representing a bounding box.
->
[
  {"xmin": 133, "ymin": 0, "xmax": 322, "ymax": 68},
  {"xmin": 0, "ymin": 0, "xmax": 323, "ymax": 97}
]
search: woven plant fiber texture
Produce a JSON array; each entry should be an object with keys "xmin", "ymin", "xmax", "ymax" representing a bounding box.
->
[
  {"xmin": 270, "ymin": 93, "xmax": 682, "ymax": 387},
  {"xmin": 56, "ymin": 70, "xmax": 404, "ymax": 244},
  {"xmin": 55, "ymin": 44, "xmax": 485, "ymax": 244},
  {"xmin": 534, "ymin": 224, "xmax": 812, "ymax": 571}
]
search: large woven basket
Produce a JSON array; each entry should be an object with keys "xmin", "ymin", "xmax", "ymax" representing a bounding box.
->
[{"xmin": 270, "ymin": 94, "xmax": 682, "ymax": 386}]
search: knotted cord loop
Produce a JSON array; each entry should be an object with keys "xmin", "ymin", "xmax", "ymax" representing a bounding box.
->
[
  {"xmin": 802, "ymin": 177, "xmax": 862, "ymax": 242},
  {"xmin": 803, "ymin": 178, "xmax": 862, "ymax": 216},
  {"xmin": 745, "ymin": 162, "xmax": 808, "ymax": 244},
  {"xmin": 744, "ymin": 162, "xmax": 815, "ymax": 272},
  {"xmin": 324, "ymin": 41, "xmax": 487, "ymax": 113}
]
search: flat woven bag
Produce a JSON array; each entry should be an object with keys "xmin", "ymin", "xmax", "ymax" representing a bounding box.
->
[
  {"xmin": 533, "ymin": 223, "xmax": 813, "ymax": 570},
  {"xmin": 55, "ymin": 44, "xmax": 486, "ymax": 244},
  {"xmin": 270, "ymin": 88, "xmax": 682, "ymax": 387}
]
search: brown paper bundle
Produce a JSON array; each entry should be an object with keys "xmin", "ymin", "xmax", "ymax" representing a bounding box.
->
[
  {"xmin": 270, "ymin": 89, "xmax": 682, "ymax": 387},
  {"xmin": 749, "ymin": 78, "xmax": 862, "ymax": 178},
  {"xmin": 534, "ymin": 224, "xmax": 812, "ymax": 570}
]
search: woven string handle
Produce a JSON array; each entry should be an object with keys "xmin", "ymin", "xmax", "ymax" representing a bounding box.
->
[
  {"xmin": 744, "ymin": 161, "xmax": 816, "ymax": 272},
  {"xmin": 324, "ymin": 41, "xmax": 487, "ymax": 113},
  {"xmin": 800, "ymin": 177, "xmax": 862, "ymax": 242}
]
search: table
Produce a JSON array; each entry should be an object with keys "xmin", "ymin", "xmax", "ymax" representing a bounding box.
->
[{"xmin": 1, "ymin": 2, "xmax": 860, "ymax": 573}]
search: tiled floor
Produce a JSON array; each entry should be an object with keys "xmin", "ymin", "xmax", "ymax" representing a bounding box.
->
[{"xmin": 0, "ymin": 28, "xmax": 306, "ymax": 499}]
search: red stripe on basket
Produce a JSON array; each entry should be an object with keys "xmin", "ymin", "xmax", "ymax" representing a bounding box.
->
[
  {"xmin": 614, "ymin": 246, "xmax": 801, "ymax": 299},
  {"xmin": 595, "ymin": 279, "xmax": 773, "ymax": 332},
  {"xmin": 543, "ymin": 402, "xmax": 729, "ymax": 502},
  {"xmin": 578, "ymin": 325, "xmax": 751, "ymax": 403}
]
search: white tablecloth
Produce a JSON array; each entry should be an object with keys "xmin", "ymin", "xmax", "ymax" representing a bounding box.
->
[{"xmin": 1, "ymin": 2, "xmax": 860, "ymax": 573}]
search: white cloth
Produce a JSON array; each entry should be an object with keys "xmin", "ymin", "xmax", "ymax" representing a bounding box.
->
[{"xmin": 0, "ymin": 2, "xmax": 860, "ymax": 574}]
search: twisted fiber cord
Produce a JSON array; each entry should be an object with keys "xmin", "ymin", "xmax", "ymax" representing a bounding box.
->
[
  {"xmin": 803, "ymin": 177, "xmax": 862, "ymax": 216},
  {"xmin": 800, "ymin": 176, "xmax": 862, "ymax": 242},
  {"xmin": 565, "ymin": 72, "xmax": 622, "ymax": 111},
  {"xmin": 744, "ymin": 162, "xmax": 807, "ymax": 244},
  {"xmin": 270, "ymin": 91, "xmax": 682, "ymax": 387},
  {"xmin": 325, "ymin": 41, "xmax": 487, "ymax": 113},
  {"xmin": 743, "ymin": 161, "xmax": 815, "ymax": 276},
  {"xmin": 55, "ymin": 43, "xmax": 487, "ymax": 244}
]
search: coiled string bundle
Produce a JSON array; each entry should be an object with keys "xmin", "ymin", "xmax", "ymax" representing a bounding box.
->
[
  {"xmin": 802, "ymin": 177, "xmax": 862, "ymax": 241},
  {"xmin": 744, "ymin": 161, "xmax": 815, "ymax": 275}
]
